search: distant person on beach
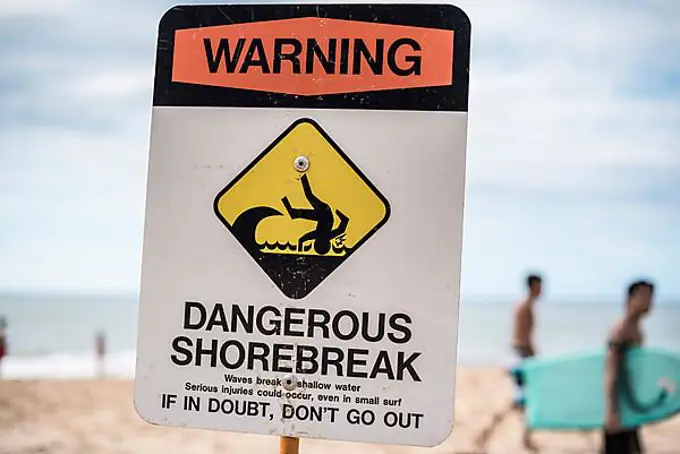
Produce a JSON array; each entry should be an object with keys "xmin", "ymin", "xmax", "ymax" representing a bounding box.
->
[
  {"xmin": 0, "ymin": 316, "xmax": 7, "ymax": 377},
  {"xmin": 95, "ymin": 330, "xmax": 106, "ymax": 378},
  {"xmin": 474, "ymin": 273, "xmax": 543, "ymax": 452},
  {"xmin": 602, "ymin": 279, "xmax": 654, "ymax": 454}
]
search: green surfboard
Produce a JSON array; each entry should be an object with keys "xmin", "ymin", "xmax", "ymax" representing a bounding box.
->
[{"xmin": 519, "ymin": 347, "xmax": 680, "ymax": 430}]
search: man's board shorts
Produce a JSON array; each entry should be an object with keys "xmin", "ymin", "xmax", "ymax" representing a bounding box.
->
[
  {"xmin": 508, "ymin": 346, "xmax": 533, "ymax": 408},
  {"xmin": 602, "ymin": 428, "xmax": 642, "ymax": 454}
]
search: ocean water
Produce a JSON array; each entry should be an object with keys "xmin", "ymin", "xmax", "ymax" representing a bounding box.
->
[{"xmin": 0, "ymin": 294, "xmax": 679, "ymax": 379}]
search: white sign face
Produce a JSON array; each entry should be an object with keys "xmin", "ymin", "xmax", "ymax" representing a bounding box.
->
[{"xmin": 134, "ymin": 3, "xmax": 471, "ymax": 447}]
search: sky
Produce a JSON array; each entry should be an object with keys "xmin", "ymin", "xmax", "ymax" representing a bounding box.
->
[{"xmin": 0, "ymin": 0, "xmax": 678, "ymax": 301}]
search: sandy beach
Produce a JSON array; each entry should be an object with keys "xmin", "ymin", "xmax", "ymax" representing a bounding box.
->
[{"xmin": 0, "ymin": 366, "xmax": 677, "ymax": 454}]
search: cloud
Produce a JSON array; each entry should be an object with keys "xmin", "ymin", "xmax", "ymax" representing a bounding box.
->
[
  {"xmin": 0, "ymin": 0, "xmax": 80, "ymax": 17},
  {"xmin": 462, "ymin": 0, "xmax": 680, "ymax": 192},
  {"xmin": 0, "ymin": 0, "xmax": 678, "ymax": 299},
  {"xmin": 70, "ymin": 70, "xmax": 152, "ymax": 99},
  {"xmin": 453, "ymin": 0, "xmax": 680, "ymax": 300}
]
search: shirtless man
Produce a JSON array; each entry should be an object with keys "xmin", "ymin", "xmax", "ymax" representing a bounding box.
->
[
  {"xmin": 511, "ymin": 274, "xmax": 542, "ymax": 449},
  {"xmin": 512, "ymin": 274, "xmax": 543, "ymax": 361},
  {"xmin": 602, "ymin": 280, "xmax": 654, "ymax": 454},
  {"xmin": 474, "ymin": 274, "xmax": 543, "ymax": 451}
]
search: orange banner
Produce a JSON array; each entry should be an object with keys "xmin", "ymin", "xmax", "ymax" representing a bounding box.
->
[{"xmin": 172, "ymin": 17, "xmax": 454, "ymax": 95}]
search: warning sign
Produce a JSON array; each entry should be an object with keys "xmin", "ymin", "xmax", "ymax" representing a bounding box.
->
[
  {"xmin": 214, "ymin": 118, "xmax": 390, "ymax": 299},
  {"xmin": 135, "ymin": 2, "xmax": 471, "ymax": 448}
]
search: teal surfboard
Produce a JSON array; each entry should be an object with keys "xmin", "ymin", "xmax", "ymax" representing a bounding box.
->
[{"xmin": 519, "ymin": 347, "xmax": 680, "ymax": 430}]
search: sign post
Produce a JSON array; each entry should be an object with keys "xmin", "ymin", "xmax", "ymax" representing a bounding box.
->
[
  {"xmin": 135, "ymin": 2, "xmax": 471, "ymax": 449},
  {"xmin": 280, "ymin": 436, "xmax": 299, "ymax": 454}
]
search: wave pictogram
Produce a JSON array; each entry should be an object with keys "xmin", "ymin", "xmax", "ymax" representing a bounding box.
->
[{"xmin": 258, "ymin": 240, "xmax": 350, "ymax": 255}]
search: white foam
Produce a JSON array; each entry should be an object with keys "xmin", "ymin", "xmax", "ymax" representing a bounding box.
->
[{"xmin": 0, "ymin": 350, "xmax": 136, "ymax": 379}]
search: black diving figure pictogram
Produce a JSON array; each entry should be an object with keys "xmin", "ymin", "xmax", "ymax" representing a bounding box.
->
[{"xmin": 281, "ymin": 174, "xmax": 349, "ymax": 255}]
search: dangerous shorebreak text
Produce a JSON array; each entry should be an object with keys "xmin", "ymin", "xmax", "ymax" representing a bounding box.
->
[{"xmin": 170, "ymin": 301, "xmax": 422, "ymax": 382}]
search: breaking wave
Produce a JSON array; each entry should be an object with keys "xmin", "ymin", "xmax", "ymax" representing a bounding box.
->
[{"xmin": 258, "ymin": 241, "xmax": 350, "ymax": 255}]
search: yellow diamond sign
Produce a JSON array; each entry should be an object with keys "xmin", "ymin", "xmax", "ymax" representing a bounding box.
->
[{"xmin": 214, "ymin": 118, "xmax": 391, "ymax": 299}]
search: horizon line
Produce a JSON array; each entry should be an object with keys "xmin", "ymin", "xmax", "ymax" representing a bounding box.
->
[{"xmin": 0, "ymin": 291, "xmax": 678, "ymax": 306}]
